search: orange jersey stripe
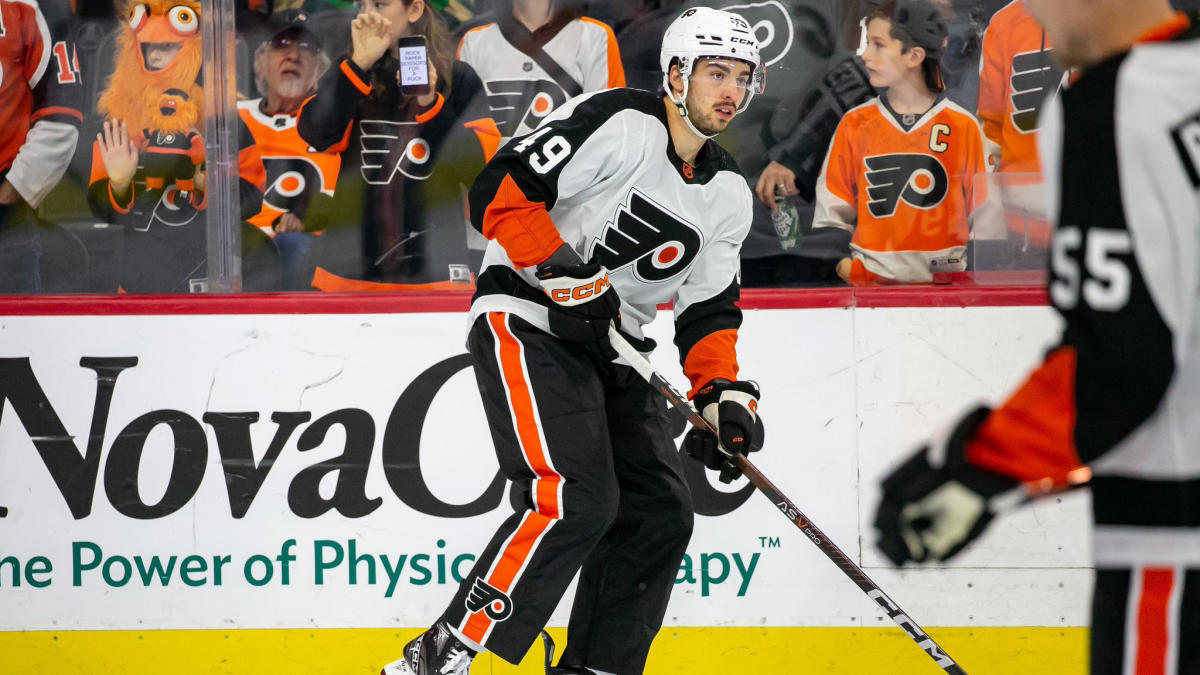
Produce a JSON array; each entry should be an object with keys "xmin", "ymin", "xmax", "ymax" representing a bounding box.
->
[
  {"xmin": 339, "ymin": 60, "xmax": 372, "ymax": 96},
  {"xmin": 464, "ymin": 117, "xmax": 503, "ymax": 162},
  {"xmin": 1135, "ymin": 567, "xmax": 1175, "ymax": 675},
  {"xmin": 966, "ymin": 346, "xmax": 1084, "ymax": 486},
  {"xmin": 414, "ymin": 94, "xmax": 446, "ymax": 125},
  {"xmin": 682, "ymin": 329, "xmax": 739, "ymax": 398},
  {"xmin": 580, "ymin": 17, "xmax": 626, "ymax": 88},
  {"xmin": 482, "ymin": 174, "xmax": 566, "ymax": 269}
]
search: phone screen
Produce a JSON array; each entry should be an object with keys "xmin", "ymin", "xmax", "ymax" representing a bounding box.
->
[{"xmin": 397, "ymin": 37, "xmax": 430, "ymax": 95}]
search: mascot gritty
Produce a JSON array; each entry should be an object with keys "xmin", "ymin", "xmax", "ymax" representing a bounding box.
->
[{"xmin": 88, "ymin": 0, "xmax": 270, "ymax": 293}]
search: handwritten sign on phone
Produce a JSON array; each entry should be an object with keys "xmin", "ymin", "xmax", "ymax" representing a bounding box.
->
[{"xmin": 399, "ymin": 46, "xmax": 428, "ymax": 85}]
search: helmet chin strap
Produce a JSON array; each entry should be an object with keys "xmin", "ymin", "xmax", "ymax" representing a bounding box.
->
[{"xmin": 667, "ymin": 75, "xmax": 720, "ymax": 141}]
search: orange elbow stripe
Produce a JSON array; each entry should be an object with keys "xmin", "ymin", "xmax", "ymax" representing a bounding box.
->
[
  {"xmin": 482, "ymin": 174, "xmax": 565, "ymax": 269},
  {"xmin": 683, "ymin": 329, "xmax": 739, "ymax": 398},
  {"xmin": 966, "ymin": 346, "xmax": 1084, "ymax": 485}
]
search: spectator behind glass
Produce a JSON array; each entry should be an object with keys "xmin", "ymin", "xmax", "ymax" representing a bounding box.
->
[
  {"xmin": 89, "ymin": 0, "xmax": 272, "ymax": 293},
  {"xmin": 0, "ymin": 0, "xmax": 82, "ymax": 292},
  {"xmin": 239, "ymin": 10, "xmax": 339, "ymax": 290},
  {"xmin": 456, "ymin": 0, "xmax": 624, "ymax": 145},
  {"xmin": 976, "ymin": 0, "xmax": 1061, "ymax": 254},
  {"xmin": 812, "ymin": 0, "xmax": 998, "ymax": 285},
  {"xmin": 297, "ymin": 0, "xmax": 500, "ymax": 290}
]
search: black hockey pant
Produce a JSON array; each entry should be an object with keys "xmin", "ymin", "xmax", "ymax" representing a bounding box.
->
[
  {"xmin": 1091, "ymin": 566, "xmax": 1200, "ymax": 674},
  {"xmin": 439, "ymin": 313, "xmax": 694, "ymax": 674}
]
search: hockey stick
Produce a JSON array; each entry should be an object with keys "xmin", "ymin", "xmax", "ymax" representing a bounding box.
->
[{"xmin": 606, "ymin": 325, "xmax": 968, "ymax": 675}]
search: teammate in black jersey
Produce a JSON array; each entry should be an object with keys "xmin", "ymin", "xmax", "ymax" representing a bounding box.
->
[
  {"xmin": 874, "ymin": 1, "xmax": 1200, "ymax": 672},
  {"xmin": 382, "ymin": 7, "xmax": 768, "ymax": 675}
]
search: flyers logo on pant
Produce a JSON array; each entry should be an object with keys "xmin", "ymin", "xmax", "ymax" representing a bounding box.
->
[{"xmin": 465, "ymin": 577, "xmax": 513, "ymax": 621}]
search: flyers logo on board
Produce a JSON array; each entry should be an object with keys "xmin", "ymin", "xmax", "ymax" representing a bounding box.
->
[
  {"xmin": 1009, "ymin": 49, "xmax": 1062, "ymax": 133},
  {"xmin": 589, "ymin": 188, "xmax": 703, "ymax": 283},
  {"xmin": 465, "ymin": 578, "xmax": 513, "ymax": 621},
  {"xmin": 863, "ymin": 153, "xmax": 949, "ymax": 218}
]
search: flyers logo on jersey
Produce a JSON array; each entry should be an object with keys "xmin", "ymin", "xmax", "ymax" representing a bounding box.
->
[
  {"xmin": 864, "ymin": 154, "xmax": 950, "ymax": 218},
  {"xmin": 591, "ymin": 189, "xmax": 702, "ymax": 283},
  {"xmin": 262, "ymin": 156, "xmax": 327, "ymax": 213},
  {"xmin": 1010, "ymin": 50, "xmax": 1061, "ymax": 134},
  {"xmin": 484, "ymin": 79, "xmax": 568, "ymax": 135},
  {"xmin": 359, "ymin": 120, "xmax": 433, "ymax": 184},
  {"xmin": 1172, "ymin": 111, "xmax": 1200, "ymax": 188},
  {"xmin": 465, "ymin": 578, "xmax": 513, "ymax": 622}
]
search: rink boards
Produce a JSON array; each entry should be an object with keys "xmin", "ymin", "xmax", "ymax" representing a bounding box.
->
[{"xmin": 0, "ymin": 292, "xmax": 1090, "ymax": 673}]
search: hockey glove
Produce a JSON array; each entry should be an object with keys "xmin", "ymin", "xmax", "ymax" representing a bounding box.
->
[
  {"xmin": 683, "ymin": 379, "xmax": 765, "ymax": 482},
  {"xmin": 536, "ymin": 260, "xmax": 621, "ymax": 359},
  {"xmin": 873, "ymin": 406, "xmax": 1021, "ymax": 566}
]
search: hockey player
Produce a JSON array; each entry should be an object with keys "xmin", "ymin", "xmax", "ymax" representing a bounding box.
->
[
  {"xmin": 812, "ymin": 0, "xmax": 997, "ymax": 285},
  {"xmin": 873, "ymin": 1, "xmax": 1200, "ymax": 672},
  {"xmin": 381, "ymin": 7, "xmax": 766, "ymax": 675},
  {"xmin": 456, "ymin": 0, "xmax": 625, "ymax": 145},
  {"xmin": 0, "ymin": 0, "xmax": 82, "ymax": 291}
]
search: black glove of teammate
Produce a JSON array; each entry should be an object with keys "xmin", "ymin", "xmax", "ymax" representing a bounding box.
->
[
  {"xmin": 682, "ymin": 379, "xmax": 765, "ymax": 483},
  {"xmin": 536, "ymin": 260, "xmax": 621, "ymax": 359},
  {"xmin": 873, "ymin": 406, "xmax": 1021, "ymax": 566}
]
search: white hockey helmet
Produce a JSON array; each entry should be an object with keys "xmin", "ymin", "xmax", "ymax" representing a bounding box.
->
[{"xmin": 660, "ymin": 7, "xmax": 766, "ymax": 118}]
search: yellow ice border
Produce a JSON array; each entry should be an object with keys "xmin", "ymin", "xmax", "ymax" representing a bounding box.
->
[{"xmin": 2, "ymin": 626, "xmax": 1085, "ymax": 674}]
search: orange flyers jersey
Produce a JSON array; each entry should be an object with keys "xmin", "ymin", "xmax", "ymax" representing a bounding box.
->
[
  {"xmin": 813, "ymin": 96, "xmax": 993, "ymax": 283},
  {"xmin": 238, "ymin": 98, "xmax": 342, "ymax": 233},
  {"xmin": 977, "ymin": 0, "xmax": 1061, "ymax": 174}
]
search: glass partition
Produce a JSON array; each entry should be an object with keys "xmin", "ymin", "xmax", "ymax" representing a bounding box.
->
[{"xmin": 5, "ymin": 0, "xmax": 1128, "ymax": 295}]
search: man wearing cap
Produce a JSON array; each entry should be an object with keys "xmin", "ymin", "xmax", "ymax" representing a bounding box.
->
[{"xmin": 238, "ymin": 10, "xmax": 340, "ymax": 289}]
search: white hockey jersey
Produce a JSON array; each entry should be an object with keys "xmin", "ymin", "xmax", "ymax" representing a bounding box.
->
[
  {"xmin": 457, "ymin": 13, "xmax": 625, "ymax": 143},
  {"xmin": 962, "ymin": 15, "xmax": 1200, "ymax": 569},
  {"xmin": 467, "ymin": 88, "xmax": 753, "ymax": 395}
]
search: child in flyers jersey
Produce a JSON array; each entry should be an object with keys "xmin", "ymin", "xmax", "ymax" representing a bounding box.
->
[{"xmin": 812, "ymin": 0, "xmax": 998, "ymax": 285}]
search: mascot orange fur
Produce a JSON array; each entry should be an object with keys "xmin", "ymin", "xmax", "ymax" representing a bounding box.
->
[{"xmin": 98, "ymin": 0, "xmax": 204, "ymax": 137}]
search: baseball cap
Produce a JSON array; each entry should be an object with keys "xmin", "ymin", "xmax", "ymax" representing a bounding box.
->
[{"xmin": 267, "ymin": 9, "xmax": 323, "ymax": 49}]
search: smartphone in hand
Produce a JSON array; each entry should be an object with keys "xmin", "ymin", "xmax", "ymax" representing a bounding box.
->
[{"xmin": 397, "ymin": 35, "xmax": 431, "ymax": 97}]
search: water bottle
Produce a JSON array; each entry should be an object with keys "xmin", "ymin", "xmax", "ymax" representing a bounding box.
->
[{"xmin": 771, "ymin": 185, "xmax": 802, "ymax": 250}]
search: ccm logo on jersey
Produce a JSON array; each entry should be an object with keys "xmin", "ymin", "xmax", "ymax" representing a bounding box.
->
[
  {"xmin": 1172, "ymin": 112, "xmax": 1200, "ymax": 188},
  {"xmin": 465, "ymin": 578, "xmax": 514, "ymax": 621},
  {"xmin": 1010, "ymin": 50, "xmax": 1061, "ymax": 133},
  {"xmin": 864, "ymin": 153, "xmax": 950, "ymax": 218},
  {"xmin": 590, "ymin": 189, "xmax": 703, "ymax": 283}
]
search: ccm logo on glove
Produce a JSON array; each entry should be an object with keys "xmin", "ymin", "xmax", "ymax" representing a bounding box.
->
[{"xmin": 542, "ymin": 274, "xmax": 611, "ymax": 305}]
